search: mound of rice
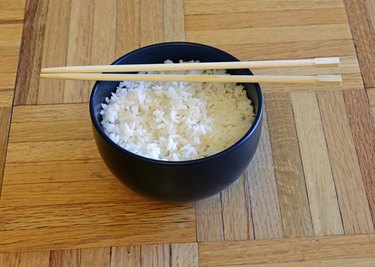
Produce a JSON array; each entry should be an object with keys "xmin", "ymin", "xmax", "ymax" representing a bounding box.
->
[{"xmin": 100, "ymin": 60, "xmax": 255, "ymax": 161}]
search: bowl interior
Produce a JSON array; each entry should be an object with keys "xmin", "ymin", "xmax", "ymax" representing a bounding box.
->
[{"xmin": 90, "ymin": 42, "xmax": 263, "ymax": 162}]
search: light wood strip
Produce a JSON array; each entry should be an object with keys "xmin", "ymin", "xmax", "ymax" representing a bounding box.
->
[
  {"xmin": 246, "ymin": 111, "xmax": 283, "ymax": 239},
  {"xmin": 0, "ymin": 107, "xmax": 11, "ymax": 196},
  {"xmin": 318, "ymin": 91, "xmax": 374, "ymax": 234},
  {"xmin": 367, "ymin": 0, "xmax": 375, "ymax": 31},
  {"xmin": 63, "ymin": 0, "xmax": 93, "ymax": 103},
  {"xmin": 344, "ymin": 0, "xmax": 375, "ymax": 88},
  {"xmin": 217, "ymin": 39, "xmax": 356, "ymax": 61},
  {"xmin": 199, "ymin": 234, "xmax": 375, "ymax": 266},
  {"xmin": 141, "ymin": 244, "xmax": 170, "ymax": 267},
  {"xmin": 91, "ymin": 0, "xmax": 116, "ymax": 65},
  {"xmin": 0, "ymin": 224, "xmax": 195, "ymax": 252},
  {"xmin": 343, "ymin": 90, "xmax": 375, "ymax": 226},
  {"xmin": 50, "ymin": 250, "xmax": 80, "ymax": 267},
  {"xmin": 185, "ymin": 8, "xmax": 348, "ymax": 30},
  {"xmin": 6, "ymin": 140, "xmax": 100, "ymax": 163},
  {"xmin": 3, "ymin": 160, "xmax": 111, "ymax": 185},
  {"xmin": 18, "ymin": 251, "xmax": 50, "ymax": 267},
  {"xmin": 0, "ymin": 90, "xmax": 14, "ymax": 107},
  {"xmin": 0, "ymin": 24, "xmax": 23, "ymax": 57},
  {"xmin": 0, "ymin": 202, "xmax": 195, "ymax": 230},
  {"xmin": 265, "ymin": 93, "xmax": 313, "ymax": 237},
  {"xmin": 0, "ymin": 253, "xmax": 19, "ymax": 267},
  {"xmin": 13, "ymin": 0, "xmax": 48, "ymax": 105},
  {"xmin": 163, "ymin": 0, "xmax": 185, "ymax": 41},
  {"xmin": 221, "ymin": 175, "xmax": 253, "ymax": 240},
  {"xmin": 80, "ymin": 247, "xmax": 110, "ymax": 267},
  {"xmin": 111, "ymin": 246, "xmax": 141, "ymax": 267},
  {"xmin": 0, "ymin": 0, "xmax": 26, "ymax": 9},
  {"xmin": 140, "ymin": 0, "xmax": 164, "ymax": 46},
  {"xmin": 0, "ymin": 9, "xmax": 24, "ymax": 22},
  {"xmin": 0, "ymin": 55, "xmax": 19, "ymax": 73},
  {"xmin": 0, "ymin": 73, "xmax": 17, "ymax": 90},
  {"xmin": 186, "ymin": 24, "xmax": 351, "ymax": 45},
  {"xmin": 171, "ymin": 243, "xmax": 199, "ymax": 267},
  {"xmin": 368, "ymin": 88, "xmax": 375, "ymax": 107},
  {"xmin": 184, "ymin": 0, "xmax": 343, "ymax": 15},
  {"xmin": 291, "ymin": 92, "xmax": 343, "ymax": 236},
  {"xmin": 116, "ymin": 0, "xmax": 141, "ymax": 57},
  {"xmin": 195, "ymin": 194, "xmax": 224, "ymax": 241},
  {"xmin": 37, "ymin": 0, "xmax": 71, "ymax": 104}
]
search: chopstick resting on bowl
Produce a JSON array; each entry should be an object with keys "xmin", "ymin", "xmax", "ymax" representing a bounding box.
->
[{"xmin": 40, "ymin": 57, "xmax": 342, "ymax": 85}]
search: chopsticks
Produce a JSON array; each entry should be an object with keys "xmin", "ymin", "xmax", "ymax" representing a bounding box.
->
[{"xmin": 40, "ymin": 57, "xmax": 342, "ymax": 85}]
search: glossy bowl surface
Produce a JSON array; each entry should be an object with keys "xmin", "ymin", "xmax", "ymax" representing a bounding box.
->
[{"xmin": 90, "ymin": 42, "xmax": 263, "ymax": 201}]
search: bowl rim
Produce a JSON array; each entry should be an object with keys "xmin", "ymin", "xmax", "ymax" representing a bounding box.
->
[{"xmin": 89, "ymin": 41, "xmax": 264, "ymax": 166}]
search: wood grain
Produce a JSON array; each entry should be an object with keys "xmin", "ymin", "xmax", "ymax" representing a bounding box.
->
[
  {"xmin": 0, "ymin": 55, "xmax": 19, "ymax": 74},
  {"xmin": 368, "ymin": 88, "xmax": 375, "ymax": 121},
  {"xmin": 0, "ymin": 253, "xmax": 19, "ymax": 267},
  {"xmin": 116, "ymin": 0, "xmax": 141, "ymax": 57},
  {"xmin": 318, "ymin": 91, "xmax": 374, "ymax": 234},
  {"xmin": 291, "ymin": 92, "xmax": 343, "ymax": 236},
  {"xmin": 19, "ymin": 251, "xmax": 50, "ymax": 267},
  {"xmin": 0, "ymin": 108, "xmax": 11, "ymax": 196},
  {"xmin": 171, "ymin": 243, "xmax": 199, "ymax": 267},
  {"xmin": 185, "ymin": 8, "xmax": 348, "ymax": 30},
  {"xmin": 111, "ymin": 246, "xmax": 140, "ymax": 267},
  {"xmin": 246, "ymin": 112, "xmax": 283, "ymax": 239},
  {"xmin": 199, "ymin": 234, "xmax": 375, "ymax": 266},
  {"xmin": 141, "ymin": 244, "xmax": 170, "ymax": 267},
  {"xmin": 195, "ymin": 194, "xmax": 224, "ymax": 241},
  {"xmin": 63, "ymin": 0, "xmax": 93, "ymax": 103},
  {"xmin": 163, "ymin": 0, "xmax": 185, "ymax": 41},
  {"xmin": 0, "ymin": 9, "xmax": 24, "ymax": 22},
  {"xmin": 50, "ymin": 250, "xmax": 80, "ymax": 267},
  {"xmin": 0, "ymin": 90, "xmax": 14, "ymax": 107},
  {"xmin": 265, "ymin": 93, "xmax": 313, "ymax": 237},
  {"xmin": 343, "ymin": 90, "xmax": 375, "ymax": 226},
  {"xmin": 13, "ymin": 0, "xmax": 48, "ymax": 105},
  {"xmin": 0, "ymin": 73, "xmax": 17, "ymax": 90},
  {"xmin": 140, "ymin": 0, "xmax": 164, "ymax": 46},
  {"xmin": 80, "ymin": 247, "xmax": 110, "ymax": 267},
  {"xmin": 344, "ymin": 0, "xmax": 375, "ymax": 88},
  {"xmin": 184, "ymin": 0, "xmax": 343, "ymax": 15},
  {"xmin": 367, "ymin": 0, "xmax": 375, "ymax": 31},
  {"xmin": 37, "ymin": 0, "xmax": 71, "ymax": 104},
  {"xmin": 221, "ymin": 175, "xmax": 253, "ymax": 240},
  {"xmin": 0, "ymin": 24, "xmax": 23, "ymax": 55},
  {"xmin": 186, "ymin": 24, "xmax": 351, "ymax": 45}
]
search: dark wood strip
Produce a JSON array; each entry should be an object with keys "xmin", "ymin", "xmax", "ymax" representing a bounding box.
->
[
  {"xmin": 344, "ymin": 0, "xmax": 375, "ymax": 88},
  {"xmin": 343, "ymin": 89, "xmax": 375, "ymax": 227},
  {"xmin": 0, "ymin": 107, "xmax": 11, "ymax": 197}
]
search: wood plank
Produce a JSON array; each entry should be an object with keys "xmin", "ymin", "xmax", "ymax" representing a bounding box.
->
[
  {"xmin": 185, "ymin": 8, "xmax": 348, "ymax": 30},
  {"xmin": 291, "ymin": 92, "xmax": 343, "ymax": 236},
  {"xmin": 63, "ymin": 0, "xmax": 93, "ymax": 103},
  {"xmin": 140, "ymin": 0, "xmax": 164, "ymax": 46},
  {"xmin": 195, "ymin": 194, "xmax": 224, "ymax": 241},
  {"xmin": 0, "ymin": 90, "xmax": 14, "ymax": 107},
  {"xmin": 0, "ymin": 0, "xmax": 26, "ymax": 9},
  {"xmin": 199, "ymin": 235, "xmax": 375, "ymax": 266},
  {"xmin": 50, "ymin": 250, "xmax": 80, "ymax": 267},
  {"xmin": 37, "ymin": 0, "xmax": 71, "ymax": 104},
  {"xmin": 80, "ymin": 247, "xmax": 110, "ymax": 267},
  {"xmin": 0, "ymin": 253, "xmax": 19, "ymax": 267},
  {"xmin": 111, "ymin": 246, "xmax": 141, "ymax": 267},
  {"xmin": 0, "ymin": 9, "xmax": 24, "ymax": 22},
  {"xmin": 367, "ymin": 0, "xmax": 375, "ymax": 31},
  {"xmin": 217, "ymin": 39, "xmax": 356, "ymax": 61},
  {"xmin": 140, "ymin": 244, "xmax": 170, "ymax": 267},
  {"xmin": 318, "ymin": 91, "xmax": 374, "ymax": 234},
  {"xmin": 368, "ymin": 88, "xmax": 375, "ymax": 121},
  {"xmin": 0, "ymin": 73, "xmax": 17, "ymax": 90},
  {"xmin": 116, "ymin": 0, "xmax": 141, "ymax": 57},
  {"xmin": 6, "ymin": 140, "xmax": 100, "ymax": 163},
  {"xmin": 185, "ymin": 0, "xmax": 343, "ymax": 15},
  {"xmin": 246, "ymin": 111, "xmax": 283, "ymax": 239},
  {"xmin": 343, "ymin": 90, "xmax": 375, "ymax": 226},
  {"xmin": 186, "ymin": 24, "xmax": 352, "ymax": 45},
  {"xmin": 221, "ymin": 175, "xmax": 253, "ymax": 240},
  {"xmin": 19, "ymin": 251, "xmax": 50, "ymax": 267},
  {"xmin": 0, "ymin": 55, "xmax": 19, "ymax": 73},
  {"xmin": 0, "ymin": 23, "xmax": 23, "ymax": 57},
  {"xmin": 171, "ymin": 243, "xmax": 199, "ymax": 267},
  {"xmin": 344, "ymin": 0, "xmax": 375, "ymax": 88},
  {"xmin": 0, "ymin": 107, "xmax": 11, "ymax": 196},
  {"xmin": 0, "ymin": 202, "xmax": 195, "ymax": 230},
  {"xmin": 163, "ymin": 0, "xmax": 185, "ymax": 41},
  {"xmin": 13, "ymin": 0, "xmax": 48, "ymax": 105},
  {"xmin": 3, "ymin": 160, "xmax": 111, "ymax": 185},
  {"xmin": 265, "ymin": 93, "xmax": 313, "ymax": 237},
  {"xmin": 0, "ymin": 224, "xmax": 195, "ymax": 252}
]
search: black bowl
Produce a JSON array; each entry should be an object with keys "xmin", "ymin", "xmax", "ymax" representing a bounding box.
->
[{"xmin": 90, "ymin": 42, "xmax": 263, "ymax": 201}]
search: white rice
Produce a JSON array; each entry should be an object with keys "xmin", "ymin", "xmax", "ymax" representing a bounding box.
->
[{"xmin": 100, "ymin": 60, "xmax": 255, "ymax": 161}]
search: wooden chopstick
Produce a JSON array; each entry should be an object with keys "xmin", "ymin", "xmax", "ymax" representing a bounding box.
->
[
  {"xmin": 40, "ymin": 73, "xmax": 343, "ymax": 85},
  {"xmin": 41, "ymin": 57, "xmax": 340, "ymax": 73}
]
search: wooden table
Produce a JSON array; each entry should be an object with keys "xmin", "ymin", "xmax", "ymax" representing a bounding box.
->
[{"xmin": 1, "ymin": 0, "xmax": 375, "ymax": 266}]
